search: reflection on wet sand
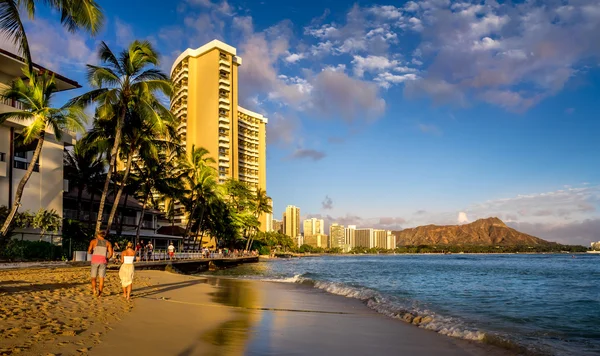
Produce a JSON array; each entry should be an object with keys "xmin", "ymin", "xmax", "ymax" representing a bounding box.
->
[{"xmin": 199, "ymin": 278, "xmax": 263, "ymax": 356}]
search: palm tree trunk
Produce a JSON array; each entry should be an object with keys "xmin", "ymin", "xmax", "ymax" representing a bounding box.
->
[
  {"xmin": 104, "ymin": 150, "xmax": 134, "ymax": 236},
  {"xmin": 95, "ymin": 109, "xmax": 125, "ymax": 234},
  {"xmin": 1, "ymin": 132, "xmax": 45, "ymax": 236},
  {"xmin": 117, "ymin": 190, "xmax": 129, "ymax": 236},
  {"xmin": 183, "ymin": 195, "xmax": 197, "ymax": 247},
  {"xmin": 134, "ymin": 189, "xmax": 151, "ymax": 244},
  {"xmin": 88, "ymin": 189, "xmax": 96, "ymax": 228},
  {"xmin": 195, "ymin": 205, "xmax": 205, "ymax": 251},
  {"xmin": 75, "ymin": 183, "xmax": 84, "ymax": 220}
]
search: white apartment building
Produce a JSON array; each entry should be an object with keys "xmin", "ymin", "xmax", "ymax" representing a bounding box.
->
[{"xmin": 0, "ymin": 49, "xmax": 80, "ymax": 225}]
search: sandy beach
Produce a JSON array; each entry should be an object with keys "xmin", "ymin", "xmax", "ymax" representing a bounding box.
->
[{"xmin": 0, "ymin": 267, "xmax": 513, "ymax": 356}]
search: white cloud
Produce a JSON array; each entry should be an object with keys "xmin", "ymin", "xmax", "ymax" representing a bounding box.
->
[
  {"xmin": 458, "ymin": 212, "xmax": 469, "ymax": 224},
  {"xmin": 351, "ymin": 55, "xmax": 399, "ymax": 77},
  {"xmin": 375, "ymin": 72, "xmax": 418, "ymax": 88},
  {"xmin": 285, "ymin": 53, "xmax": 305, "ymax": 63}
]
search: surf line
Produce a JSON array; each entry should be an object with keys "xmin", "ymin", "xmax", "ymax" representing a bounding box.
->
[{"xmin": 142, "ymin": 296, "xmax": 360, "ymax": 315}]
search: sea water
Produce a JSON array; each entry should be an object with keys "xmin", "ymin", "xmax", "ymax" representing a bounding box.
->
[{"xmin": 205, "ymin": 254, "xmax": 600, "ymax": 355}]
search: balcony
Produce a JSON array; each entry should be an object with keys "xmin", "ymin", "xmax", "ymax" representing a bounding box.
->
[
  {"xmin": 219, "ymin": 154, "xmax": 230, "ymax": 162},
  {"xmin": 218, "ymin": 122, "xmax": 229, "ymax": 129},
  {"xmin": 219, "ymin": 83, "xmax": 230, "ymax": 91},
  {"xmin": 219, "ymin": 76, "xmax": 230, "ymax": 86},
  {"xmin": 218, "ymin": 103, "xmax": 229, "ymax": 110},
  {"xmin": 219, "ymin": 161, "xmax": 230, "ymax": 168},
  {"xmin": 218, "ymin": 135, "xmax": 230, "ymax": 143},
  {"xmin": 219, "ymin": 58, "xmax": 230, "ymax": 67},
  {"xmin": 219, "ymin": 115, "xmax": 229, "ymax": 123},
  {"xmin": 219, "ymin": 63, "xmax": 230, "ymax": 72},
  {"xmin": 218, "ymin": 141, "xmax": 229, "ymax": 148},
  {"xmin": 219, "ymin": 96, "xmax": 230, "ymax": 105}
]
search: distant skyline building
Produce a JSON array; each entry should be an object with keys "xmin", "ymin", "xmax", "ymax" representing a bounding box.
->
[
  {"xmin": 283, "ymin": 205, "xmax": 300, "ymax": 239},
  {"xmin": 345, "ymin": 225, "xmax": 356, "ymax": 248},
  {"xmin": 305, "ymin": 233, "xmax": 328, "ymax": 249},
  {"xmin": 329, "ymin": 223, "xmax": 345, "ymax": 249},
  {"xmin": 355, "ymin": 228, "xmax": 376, "ymax": 249},
  {"xmin": 374, "ymin": 230, "xmax": 396, "ymax": 249},
  {"xmin": 272, "ymin": 219, "xmax": 283, "ymax": 234},
  {"xmin": 303, "ymin": 217, "xmax": 324, "ymax": 236}
]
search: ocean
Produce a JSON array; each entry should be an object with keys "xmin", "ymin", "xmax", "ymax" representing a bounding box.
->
[{"xmin": 204, "ymin": 254, "xmax": 600, "ymax": 355}]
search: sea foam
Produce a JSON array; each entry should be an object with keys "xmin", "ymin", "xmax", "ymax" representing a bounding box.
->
[{"xmin": 267, "ymin": 274, "xmax": 487, "ymax": 342}]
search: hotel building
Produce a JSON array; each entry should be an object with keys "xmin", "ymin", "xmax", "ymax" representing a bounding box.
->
[
  {"xmin": 354, "ymin": 228, "xmax": 376, "ymax": 249},
  {"xmin": 303, "ymin": 218, "xmax": 324, "ymax": 236},
  {"xmin": 345, "ymin": 225, "xmax": 356, "ymax": 248},
  {"xmin": 329, "ymin": 223, "xmax": 346, "ymax": 250},
  {"xmin": 0, "ymin": 49, "xmax": 79, "ymax": 230},
  {"xmin": 304, "ymin": 233, "xmax": 328, "ymax": 249},
  {"xmin": 283, "ymin": 205, "xmax": 300, "ymax": 239},
  {"xmin": 170, "ymin": 40, "xmax": 269, "ymax": 230}
]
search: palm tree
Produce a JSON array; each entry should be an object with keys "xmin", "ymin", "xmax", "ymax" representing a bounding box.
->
[
  {"xmin": 181, "ymin": 146, "xmax": 217, "ymax": 248},
  {"xmin": 0, "ymin": 0, "xmax": 104, "ymax": 71},
  {"xmin": 69, "ymin": 40, "xmax": 172, "ymax": 235},
  {"xmin": 63, "ymin": 139, "xmax": 104, "ymax": 220},
  {"xmin": 0, "ymin": 69, "xmax": 86, "ymax": 236},
  {"xmin": 246, "ymin": 188, "xmax": 272, "ymax": 250},
  {"xmin": 132, "ymin": 145, "xmax": 185, "ymax": 243}
]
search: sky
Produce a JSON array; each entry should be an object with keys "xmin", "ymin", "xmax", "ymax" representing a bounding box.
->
[{"xmin": 4, "ymin": 0, "xmax": 600, "ymax": 245}]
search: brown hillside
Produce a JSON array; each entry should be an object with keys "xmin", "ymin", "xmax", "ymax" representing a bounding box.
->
[{"xmin": 392, "ymin": 217, "xmax": 553, "ymax": 246}]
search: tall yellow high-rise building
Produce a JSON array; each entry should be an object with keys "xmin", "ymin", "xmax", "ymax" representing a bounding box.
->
[
  {"xmin": 170, "ymin": 40, "xmax": 269, "ymax": 230},
  {"xmin": 283, "ymin": 205, "xmax": 300, "ymax": 239}
]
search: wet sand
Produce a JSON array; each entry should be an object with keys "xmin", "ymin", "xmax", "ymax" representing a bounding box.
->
[
  {"xmin": 93, "ymin": 271, "xmax": 513, "ymax": 356},
  {"xmin": 1, "ymin": 268, "xmax": 513, "ymax": 355}
]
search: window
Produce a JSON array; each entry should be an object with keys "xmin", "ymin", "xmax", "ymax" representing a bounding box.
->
[
  {"xmin": 15, "ymin": 151, "xmax": 27, "ymax": 159},
  {"xmin": 14, "ymin": 160, "xmax": 39, "ymax": 172},
  {"xmin": 0, "ymin": 152, "xmax": 5, "ymax": 162}
]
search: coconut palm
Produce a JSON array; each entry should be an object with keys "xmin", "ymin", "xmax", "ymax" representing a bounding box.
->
[
  {"xmin": 181, "ymin": 146, "xmax": 217, "ymax": 247},
  {"xmin": 69, "ymin": 40, "xmax": 172, "ymax": 235},
  {"xmin": 246, "ymin": 188, "xmax": 272, "ymax": 250},
  {"xmin": 131, "ymin": 145, "xmax": 185, "ymax": 243},
  {"xmin": 0, "ymin": 0, "xmax": 104, "ymax": 71},
  {"xmin": 63, "ymin": 139, "xmax": 104, "ymax": 220},
  {"xmin": 0, "ymin": 69, "xmax": 86, "ymax": 236}
]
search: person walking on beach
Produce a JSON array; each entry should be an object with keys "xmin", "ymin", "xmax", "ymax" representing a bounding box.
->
[
  {"xmin": 146, "ymin": 241, "xmax": 154, "ymax": 261},
  {"xmin": 87, "ymin": 231, "xmax": 113, "ymax": 297},
  {"xmin": 135, "ymin": 241, "xmax": 142, "ymax": 261},
  {"xmin": 168, "ymin": 242, "xmax": 175, "ymax": 260},
  {"xmin": 113, "ymin": 242, "xmax": 121, "ymax": 263},
  {"xmin": 119, "ymin": 242, "xmax": 136, "ymax": 301}
]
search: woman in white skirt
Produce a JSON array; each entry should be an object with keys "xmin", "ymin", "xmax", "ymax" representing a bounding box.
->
[{"xmin": 119, "ymin": 242, "xmax": 136, "ymax": 301}]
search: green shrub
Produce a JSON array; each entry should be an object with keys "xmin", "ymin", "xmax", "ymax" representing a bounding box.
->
[{"xmin": 1, "ymin": 240, "xmax": 62, "ymax": 261}]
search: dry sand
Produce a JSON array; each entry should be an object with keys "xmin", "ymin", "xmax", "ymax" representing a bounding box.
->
[
  {"xmin": 0, "ymin": 266, "xmax": 153, "ymax": 355},
  {"xmin": 1, "ymin": 268, "xmax": 514, "ymax": 356}
]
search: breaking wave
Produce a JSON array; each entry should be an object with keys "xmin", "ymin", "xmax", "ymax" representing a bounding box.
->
[{"xmin": 266, "ymin": 273, "xmax": 489, "ymax": 342}]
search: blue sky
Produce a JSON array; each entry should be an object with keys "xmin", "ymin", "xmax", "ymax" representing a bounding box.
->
[{"xmin": 5, "ymin": 0, "xmax": 600, "ymax": 244}]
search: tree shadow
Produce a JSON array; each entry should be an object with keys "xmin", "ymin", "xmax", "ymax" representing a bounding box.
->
[{"xmin": 0, "ymin": 280, "xmax": 87, "ymax": 294}]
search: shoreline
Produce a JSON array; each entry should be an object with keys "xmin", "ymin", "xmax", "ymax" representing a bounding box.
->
[
  {"xmin": 91, "ymin": 270, "xmax": 513, "ymax": 356},
  {"xmin": 0, "ymin": 267, "xmax": 515, "ymax": 355}
]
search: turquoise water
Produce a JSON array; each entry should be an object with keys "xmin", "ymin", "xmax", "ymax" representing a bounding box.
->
[{"xmin": 205, "ymin": 254, "xmax": 600, "ymax": 355}]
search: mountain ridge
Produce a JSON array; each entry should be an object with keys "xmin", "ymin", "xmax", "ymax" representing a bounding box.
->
[{"xmin": 392, "ymin": 217, "xmax": 553, "ymax": 246}]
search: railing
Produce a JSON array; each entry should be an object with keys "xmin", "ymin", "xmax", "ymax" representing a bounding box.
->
[
  {"xmin": 1, "ymin": 98, "xmax": 25, "ymax": 110},
  {"xmin": 129, "ymin": 250, "xmax": 259, "ymax": 262}
]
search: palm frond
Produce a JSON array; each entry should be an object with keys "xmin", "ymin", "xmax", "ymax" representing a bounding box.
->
[{"xmin": 0, "ymin": 0, "xmax": 32, "ymax": 70}]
